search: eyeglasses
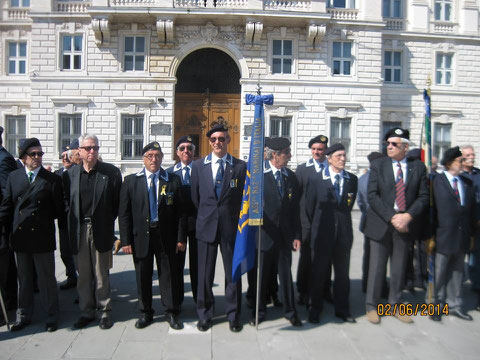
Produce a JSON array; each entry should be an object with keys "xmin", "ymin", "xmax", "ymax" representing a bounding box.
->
[
  {"xmin": 209, "ymin": 136, "xmax": 226, "ymax": 143},
  {"xmin": 144, "ymin": 153, "xmax": 162, "ymax": 160},
  {"xmin": 332, "ymin": 153, "xmax": 347, "ymax": 159},
  {"xmin": 385, "ymin": 141, "xmax": 402, "ymax": 148},
  {"xmin": 178, "ymin": 145, "xmax": 194, "ymax": 152},
  {"xmin": 80, "ymin": 146, "xmax": 100, "ymax": 152},
  {"xmin": 27, "ymin": 151, "xmax": 44, "ymax": 158},
  {"xmin": 279, "ymin": 148, "xmax": 291, "ymax": 155}
]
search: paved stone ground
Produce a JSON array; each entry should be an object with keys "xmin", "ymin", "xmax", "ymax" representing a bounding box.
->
[{"xmin": 1, "ymin": 211, "xmax": 480, "ymax": 359}]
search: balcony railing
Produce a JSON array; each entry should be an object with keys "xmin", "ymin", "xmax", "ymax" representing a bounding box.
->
[
  {"xmin": 174, "ymin": 0, "xmax": 248, "ymax": 8},
  {"xmin": 432, "ymin": 21, "xmax": 456, "ymax": 33},
  {"xmin": 56, "ymin": 1, "xmax": 92, "ymax": 13},
  {"xmin": 385, "ymin": 18, "xmax": 404, "ymax": 31},
  {"xmin": 327, "ymin": 8, "xmax": 358, "ymax": 20},
  {"xmin": 110, "ymin": 0, "xmax": 155, "ymax": 5},
  {"xmin": 263, "ymin": 0, "xmax": 311, "ymax": 11},
  {"xmin": 5, "ymin": 7, "xmax": 30, "ymax": 20}
]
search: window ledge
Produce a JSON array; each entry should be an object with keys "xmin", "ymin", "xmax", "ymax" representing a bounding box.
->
[
  {"xmin": 113, "ymin": 98, "xmax": 155, "ymax": 105},
  {"xmin": 324, "ymin": 101, "xmax": 362, "ymax": 110},
  {"xmin": 51, "ymin": 96, "xmax": 91, "ymax": 105}
]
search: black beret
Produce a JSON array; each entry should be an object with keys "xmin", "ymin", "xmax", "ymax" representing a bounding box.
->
[
  {"xmin": 384, "ymin": 127, "xmax": 410, "ymax": 141},
  {"xmin": 325, "ymin": 143, "xmax": 345, "ymax": 156},
  {"xmin": 0, "ymin": 126, "xmax": 3, "ymax": 136},
  {"xmin": 367, "ymin": 151, "xmax": 384, "ymax": 163},
  {"xmin": 308, "ymin": 135, "xmax": 328, "ymax": 148},
  {"xmin": 264, "ymin": 137, "xmax": 271, "ymax": 149},
  {"xmin": 19, "ymin": 137, "xmax": 41, "ymax": 158},
  {"xmin": 206, "ymin": 123, "xmax": 229, "ymax": 137},
  {"xmin": 407, "ymin": 148, "xmax": 421, "ymax": 161},
  {"xmin": 176, "ymin": 135, "xmax": 194, "ymax": 149},
  {"xmin": 268, "ymin": 137, "xmax": 291, "ymax": 151},
  {"xmin": 441, "ymin": 146, "xmax": 462, "ymax": 166},
  {"xmin": 142, "ymin": 141, "xmax": 162, "ymax": 155},
  {"xmin": 69, "ymin": 139, "xmax": 79, "ymax": 150}
]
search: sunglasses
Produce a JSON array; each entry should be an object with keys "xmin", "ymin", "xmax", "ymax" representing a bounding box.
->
[
  {"xmin": 385, "ymin": 141, "xmax": 402, "ymax": 148},
  {"xmin": 178, "ymin": 145, "xmax": 194, "ymax": 152},
  {"xmin": 209, "ymin": 136, "xmax": 226, "ymax": 143},
  {"xmin": 80, "ymin": 146, "xmax": 100, "ymax": 152},
  {"xmin": 27, "ymin": 151, "xmax": 44, "ymax": 158},
  {"xmin": 144, "ymin": 153, "xmax": 162, "ymax": 160}
]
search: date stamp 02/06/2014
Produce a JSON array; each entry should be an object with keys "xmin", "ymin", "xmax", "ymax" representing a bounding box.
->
[{"xmin": 377, "ymin": 303, "xmax": 449, "ymax": 317}]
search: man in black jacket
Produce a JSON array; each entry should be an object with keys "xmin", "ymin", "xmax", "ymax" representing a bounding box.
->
[
  {"xmin": 364, "ymin": 128, "xmax": 429, "ymax": 324},
  {"xmin": 63, "ymin": 134, "xmax": 122, "ymax": 330},
  {"xmin": 0, "ymin": 138, "xmax": 65, "ymax": 332},
  {"xmin": 119, "ymin": 141, "xmax": 186, "ymax": 330}
]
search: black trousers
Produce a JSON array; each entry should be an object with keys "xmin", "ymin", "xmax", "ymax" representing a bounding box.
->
[
  {"xmin": 0, "ymin": 247, "xmax": 17, "ymax": 310},
  {"xmin": 59, "ymin": 226, "xmax": 77, "ymax": 280},
  {"xmin": 196, "ymin": 231, "xmax": 241, "ymax": 322},
  {"xmin": 246, "ymin": 254, "xmax": 279, "ymax": 304},
  {"xmin": 134, "ymin": 227, "xmax": 180, "ymax": 315},
  {"xmin": 176, "ymin": 229, "xmax": 198, "ymax": 304}
]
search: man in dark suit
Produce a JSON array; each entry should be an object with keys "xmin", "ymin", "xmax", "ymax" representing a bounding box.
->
[
  {"xmin": 54, "ymin": 145, "xmax": 77, "ymax": 290},
  {"xmin": 248, "ymin": 137, "xmax": 302, "ymax": 326},
  {"xmin": 0, "ymin": 138, "xmax": 65, "ymax": 332},
  {"xmin": 119, "ymin": 141, "xmax": 186, "ymax": 329},
  {"xmin": 306, "ymin": 143, "xmax": 357, "ymax": 323},
  {"xmin": 295, "ymin": 135, "xmax": 329, "ymax": 305},
  {"xmin": 0, "ymin": 126, "xmax": 19, "ymax": 325},
  {"xmin": 191, "ymin": 123, "xmax": 246, "ymax": 332},
  {"xmin": 63, "ymin": 134, "xmax": 122, "ymax": 330},
  {"xmin": 431, "ymin": 146, "xmax": 476, "ymax": 321},
  {"xmin": 364, "ymin": 128, "xmax": 429, "ymax": 324},
  {"xmin": 357, "ymin": 152, "xmax": 384, "ymax": 293},
  {"xmin": 166, "ymin": 135, "xmax": 198, "ymax": 306}
]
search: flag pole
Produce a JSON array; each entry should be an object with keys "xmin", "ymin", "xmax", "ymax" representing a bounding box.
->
[{"xmin": 255, "ymin": 80, "xmax": 263, "ymax": 330}]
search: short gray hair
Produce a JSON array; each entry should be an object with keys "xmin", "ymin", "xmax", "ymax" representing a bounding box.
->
[
  {"xmin": 461, "ymin": 144, "xmax": 474, "ymax": 152},
  {"xmin": 79, "ymin": 133, "xmax": 99, "ymax": 147},
  {"xmin": 265, "ymin": 147, "xmax": 280, "ymax": 160}
]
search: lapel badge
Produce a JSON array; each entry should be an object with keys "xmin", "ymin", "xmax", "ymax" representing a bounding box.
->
[
  {"xmin": 230, "ymin": 179, "xmax": 236, "ymax": 188},
  {"xmin": 154, "ymin": 142, "xmax": 160, "ymax": 148},
  {"xmin": 160, "ymin": 185, "xmax": 167, "ymax": 196},
  {"xmin": 187, "ymin": 136, "xmax": 192, "ymax": 141},
  {"xmin": 288, "ymin": 188, "xmax": 293, "ymax": 200},
  {"xmin": 347, "ymin": 193, "xmax": 354, "ymax": 206},
  {"xmin": 167, "ymin": 193, "xmax": 174, "ymax": 205}
]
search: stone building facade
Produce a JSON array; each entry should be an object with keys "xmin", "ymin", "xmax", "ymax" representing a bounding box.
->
[{"xmin": 0, "ymin": 0, "xmax": 479, "ymax": 174}]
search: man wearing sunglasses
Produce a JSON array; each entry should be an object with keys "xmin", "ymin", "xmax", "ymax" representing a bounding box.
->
[
  {"xmin": 363, "ymin": 128, "xmax": 429, "ymax": 324},
  {"xmin": 167, "ymin": 135, "xmax": 198, "ymax": 306},
  {"xmin": 191, "ymin": 124, "xmax": 246, "ymax": 332},
  {"xmin": 0, "ymin": 138, "xmax": 65, "ymax": 332},
  {"xmin": 62, "ymin": 134, "xmax": 122, "ymax": 330}
]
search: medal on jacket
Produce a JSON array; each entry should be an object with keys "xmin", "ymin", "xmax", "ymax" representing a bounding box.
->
[
  {"xmin": 347, "ymin": 193, "xmax": 354, "ymax": 206},
  {"xmin": 288, "ymin": 188, "xmax": 293, "ymax": 200},
  {"xmin": 166, "ymin": 192, "xmax": 174, "ymax": 205}
]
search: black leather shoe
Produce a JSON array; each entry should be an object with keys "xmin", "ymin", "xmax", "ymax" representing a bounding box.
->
[
  {"xmin": 450, "ymin": 309, "xmax": 473, "ymax": 321},
  {"xmin": 10, "ymin": 321, "xmax": 30, "ymax": 332},
  {"xmin": 59, "ymin": 277, "xmax": 77, "ymax": 290},
  {"xmin": 336, "ymin": 313, "xmax": 356, "ymax": 323},
  {"xmin": 229, "ymin": 319, "xmax": 242, "ymax": 332},
  {"xmin": 430, "ymin": 314, "xmax": 442, "ymax": 322},
  {"xmin": 166, "ymin": 313, "xmax": 183, "ymax": 330},
  {"xmin": 99, "ymin": 317, "xmax": 113, "ymax": 329},
  {"xmin": 248, "ymin": 317, "xmax": 264, "ymax": 326},
  {"xmin": 197, "ymin": 319, "xmax": 212, "ymax": 332},
  {"xmin": 135, "ymin": 314, "xmax": 153, "ymax": 329},
  {"xmin": 45, "ymin": 322, "xmax": 57, "ymax": 332},
  {"xmin": 476, "ymin": 304, "xmax": 480, "ymax": 312},
  {"xmin": 289, "ymin": 315, "xmax": 303, "ymax": 327},
  {"xmin": 308, "ymin": 312, "xmax": 320, "ymax": 324},
  {"xmin": 73, "ymin": 316, "xmax": 94, "ymax": 329}
]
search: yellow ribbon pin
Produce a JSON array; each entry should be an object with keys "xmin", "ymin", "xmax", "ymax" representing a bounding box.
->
[{"xmin": 160, "ymin": 185, "xmax": 167, "ymax": 196}]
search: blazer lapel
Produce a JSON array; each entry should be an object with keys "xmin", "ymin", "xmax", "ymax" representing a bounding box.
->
[
  {"xmin": 440, "ymin": 173, "xmax": 461, "ymax": 205},
  {"xmin": 406, "ymin": 160, "xmax": 416, "ymax": 190},
  {"xmin": 17, "ymin": 168, "xmax": 43, "ymax": 209},
  {"xmin": 92, "ymin": 165, "xmax": 107, "ymax": 215},
  {"xmin": 220, "ymin": 162, "xmax": 234, "ymax": 200}
]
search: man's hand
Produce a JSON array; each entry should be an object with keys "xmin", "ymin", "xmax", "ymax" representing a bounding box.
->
[
  {"xmin": 122, "ymin": 245, "xmax": 132, "ymax": 254},
  {"xmin": 391, "ymin": 213, "xmax": 412, "ymax": 233},
  {"xmin": 176, "ymin": 242, "xmax": 186, "ymax": 253},
  {"xmin": 292, "ymin": 239, "xmax": 301, "ymax": 251}
]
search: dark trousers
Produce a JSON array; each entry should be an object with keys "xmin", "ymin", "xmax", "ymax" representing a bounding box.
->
[
  {"xmin": 59, "ymin": 226, "xmax": 77, "ymax": 280},
  {"xmin": 246, "ymin": 254, "xmax": 279, "ymax": 304},
  {"xmin": 134, "ymin": 227, "xmax": 180, "ymax": 315},
  {"xmin": 250, "ymin": 243, "xmax": 296, "ymax": 320},
  {"xmin": 434, "ymin": 251, "xmax": 465, "ymax": 310},
  {"xmin": 413, "ymin": 239, "xmax": 427, "ymax": 287},
  {"xmin": 176, "ymin": 229, "xmax": 197, "ymax": 304},
  {"xmin": 362, "ymin": 235, "xmax": 388, "ymax": 294},
  {"xmin": 365, "ymin": 231, "xmax": 409, "ymax": 312},
  {"xmin": 0, "ymin": 247, "xmax": 17, "ymax": 310},
  {"xmin": 196, "ymin": 232, "xmax": 241, "ymax": 322},
  {"xmin": 310, "ymin": 240, "xmax": 351, "ymax": 317}
]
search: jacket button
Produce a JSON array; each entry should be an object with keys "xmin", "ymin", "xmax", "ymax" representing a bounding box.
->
[
  {"xmin": 31, "ymin": 228, "xmax": 34, "ymax": 231},
  {"xmin": 32, "ymin": 213, "xmax": 35, "ymax": 216},
  {"xmin": 19, "ymin": 226, "xmax": 22, "ymax": 230},
  {"xmin": 19, "ymin": 211, "xmax": 22, "ymax": 215}
]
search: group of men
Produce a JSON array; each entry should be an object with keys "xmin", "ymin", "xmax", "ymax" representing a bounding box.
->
[{"xmin": 0, "ymin": 123, "xmax": 479, "ymax": 335}]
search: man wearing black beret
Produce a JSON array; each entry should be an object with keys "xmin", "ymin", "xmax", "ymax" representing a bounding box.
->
[
  {"xmin": 305, "ymin": 143, "xmax": 357, "ymax": 323},
  {"xmin": 364, "ymin": 128, "xmax": 429, "ymax": 324},
  {"xmin": 119, "ymin": 141, "xmax": 187, "ymax": 329},
  {"xmin": 430, "ymin": 146, "xmax": 476, "ymax": 321},
  {"xmin": 0, "ymin": 138, "xmax": 66, "ymax": 332},
  {"xmin": 190, "ymin": 123, "xmax": 246, "ymax": 332},
  {"xmin": 295, "ymin": 135, "xmax": 329, "ymax": 305},
  {"xmin": 167, "ymin": 136, "xmax": 198, "ymax": 306}
]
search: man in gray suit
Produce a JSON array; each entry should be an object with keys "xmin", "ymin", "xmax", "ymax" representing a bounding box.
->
[{"xmin": 364, "ymin": 128, "xmax": 429, "ymax": 324}]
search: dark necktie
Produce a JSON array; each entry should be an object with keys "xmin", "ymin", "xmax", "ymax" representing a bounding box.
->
[
  {"xmin": 334, "ymin": 174, "xmax": 341, "ymax": 203},
  {"xmin": 183, "ymin": 166, "xmax": 190, "ymax": 185},
  {"xmin": 453, "ymin": 178, "xmax": 460, "ymax": 204},
  {"xmin": 28, "ymin": 171, "xmax": 34, "ymax": 184},
  {"xmin": 149, "ymin": 173, "xmax": 158, "ymax": 222},
  {"xmin": 319, "ymin": 163, "xmax": 324, "ymax": 173},
  {"xmin": 395, "ymin": 162, "xmax": 406, "ymax": 211},
  {"xmin": 275, "ymin": 171, "xmax": 284, "ymax": 197},
  {"xmin": 215, "ymin": 159, "xmax": 224, "ymax": 199}
]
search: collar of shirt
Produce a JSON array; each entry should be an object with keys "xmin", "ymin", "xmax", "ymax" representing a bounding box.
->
[
  {"xmin": 144, "ymin": 168, "xmax": 160, "ymax": 193},
  {"xmin": 391, "ymin": 157, "xmax": 407, "ymax": 184},
  {"xmin": 329, "ymin": 167, "xmax": 345, "ymax": 195},
  {"xmin": 81, "ymin": 161, "xmax": 99, "ymax": 175},
  {"xmin": 269, "ymin": 161, "xmax": 283, "ymax": 177},
  {"xmin": 25, "ymin": 166, "xmax": 41, "ymax": 182},
  {"xmin": 444, "ymin": 171, "xmax": 465, "ymax": 205},
  {"xmin": 211, "ymin": 153, "xmax": 228, "ymax": 185},
  {"xmin": 313, "ymin": 158, "xmax": 327, "ymax": 173}
]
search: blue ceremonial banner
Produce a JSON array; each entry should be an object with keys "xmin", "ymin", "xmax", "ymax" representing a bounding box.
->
[{"xmin": 232, "ymin": 93, "xmax": 274, "ymax": 283}]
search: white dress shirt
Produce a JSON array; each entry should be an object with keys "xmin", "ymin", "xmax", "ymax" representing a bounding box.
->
[
  {"xmin": 444, "ymin": 171, "xmax": 465, "ymax": 206},
  {"xmin": 24, "ymin": 166, "xmax": 41, "ymax": 183},
  {"xmin": 211, "ymin": 153, "xmax": 228, "ymax": 187}
]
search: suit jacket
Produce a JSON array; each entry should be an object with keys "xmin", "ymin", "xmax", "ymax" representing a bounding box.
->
[
  {"xmin": 357, "ymin": 170, "xmax": 369, "ymax": 233},
  {"xmin": 305, "ymin": 169, "xmax": 357, "ymax": 251},
  {"xmin": 166, "ymin": 162, "xmax": 197, "ymax": 234},
  {"xmin": 0, "ymin": 167, "xmax": 65, "ymax": 253},
  {"xmin": 190, "ymin": 153, "xmax": 246, "ymax": 244},
  {"xmin": 261, "ymin": 161, "xmax": 301, "ymax": 252},
  {"xmin": 118, "ymin": 168, "xmax": 187, "ymax": 259},
  {"xmin": 0, "ymin": 146, "xmax": 17, "ymax": 250},
  {"xmin": 364, "ymin": 156, "xmax": 429, "ymax": 242},
  {"xmin": 433, "ymin": 173, "xmax": 476, "ymax": 255},
  {"xmin": 63, "ymin": 161, "xmax": 122, "ymax": 254}
]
